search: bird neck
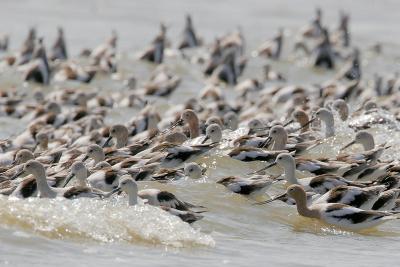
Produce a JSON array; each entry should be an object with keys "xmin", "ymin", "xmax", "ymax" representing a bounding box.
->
[
  {"xmin": 339, "ymin": 107, "xmax": 349, "ymax": 121},
  {"xmin": 116, "ymin": 135, "xmax": 128, "ymax": 149},
  {"xmin": 283, "ymin": 163, "xmax": 299, "ymax": 185},
  {"xmin": 35, "ymin": 170, "xmax": 56, "ymax": 198},
  {"xmin": 295, "ymin": 198, "xmax": 320, "ymax": 219},
  {"xmin": 361, "ymin": 138, "xmax": 375, "ymax": 151},
  {"xmin": 298, "ymin": 117, "xmax": 310, "ymax": 133},
  {"xmin": 272, "ymin": 135, "xmax": 287, "ymax": 151},
  {"xmin": 188, "ymin": 120, "xmax": 200, "ymax": 138},
  {"xmin": 274, "ymin": 37, "xmax": 282, "ymax": 58},
  {"xmin": 93, "ymin": 152, "xmax": 105, "ymax": 164},
  {"xmin": 128, "ymin": 190, "xmax": 138, "ymax": 206},
  {"xmin": 322, "ymin": 118, "xmax": 334, "ymax": 138},
  {"xmin": 76, "ymin": 172, "xmax": 88, "ymax": 187},
  {"xmin": 39, "ymin": 141, "xmax": 48, "ymax": 151}
]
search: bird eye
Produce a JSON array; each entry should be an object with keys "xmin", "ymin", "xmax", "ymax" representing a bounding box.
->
[{"xmin": 278, "ymin": 157, "xmax": 281, "ymax": 160}]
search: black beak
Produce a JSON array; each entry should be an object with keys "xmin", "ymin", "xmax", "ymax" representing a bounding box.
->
[
  {"xmin": 102, "ymin": 136, "xmax": 112, "ymax": 148},
  {"xmin": 341, "ymin": 140, "xmax": 356, "ymax": 151},
  {"xmin": 172, "ymin": 119, "xmax": 184, "ymax": 127},
  {"xmin": 82, "ymin": 154, "xmax": 89, "ymax": 162},
  {"xmin": 33, "ymin": 143, "xmax": 38, "ymax": 153},
  {"xmin": 283, "ymin": 119, "xmax": 294, "ymax": 127},
  {"xmin": 261, "ymin": 136, "xmax": 272, "ymax": 148},
  {"xmin": 63, "ymin": 173, "xmax": 75, "ymax": 187},
  {"xmin": 248, "ymin": 161, "xmax": 277, "ymax": 175},
  {"xmin": 254, "ymin": 192, "xmax": 287, "ymax": 205},
  {"xmin": 294, "ymin": 117, "xmax": 316, "ymax": 132},
  {"xmin": 11, "ymin": 169, "xmax": 25, "ymax": 180},
  {"xmin": 109, "ymin": 187, "xmax": 122, "ymax": 196},
  {"xmin": 201, "ymin": 135, "xmax": 210, "ymax": 144}
]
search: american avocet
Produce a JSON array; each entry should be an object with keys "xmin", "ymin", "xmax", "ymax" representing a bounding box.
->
[
  {"xmin": 223, "ymin": 111, "xmax": 239, "ymax": 130},
  {"xmin": 313, "ymin": 185, "xmax": 386, "ymax": 210},
  {"xmin": 254, "ymin": 29, "xmax": 283, "ymax": 60},
  {"xmin": 50, "ymin": 27, "xmax": 67, "ymax": 61},
  {"xmin": 266, "ymin": 125, "xmax": 315, "ymax": 154},
  {"xmin": 210, "ymin": 50, "xmax": 240, "ymax": 85},
  {"xmin": 128, "ymin": 110, "xmax": 161, "ymax": 137},
  {"xmin": 16, "ymin": 27, "xmax": 36, "ymax": 65},
  {"xmin": 183, "ymin": 162, "xmax": 205, "ymax": 179},
  {"xmin": 164, "ymin": 131, "xmax": 188, "ymax": 145},
  {"xmin": 160, "ymin": 206, "xmax": 204, "ymax": 224},
  {"xmin": 9, "ymin": 176, "xmax": 38, "ymax": 198},
  {"xmin": 259, "ymin": 153, "xmax": 366, "ymax": 194},
  {"xmin": 260, "ymin": 184, "xmax": 386, "ymax": 210},
  {"xmin": 180, "ymin": 109, "xmax": 200, "ymax": 138},
  {"xmin": 314, "ymin": 108, "xmax": 335, "ymax": 138},
  {"xmin": 251, "ymin": 152, "xmax": 356, "ymax": 178},
  {"xmin": 63, "ymin": 161, "xmax": 89, "ymax": 187},
  {"xmin": 23, "ymin": 160, "xmax": 99, "ymax": 198},
  {"xmin": 311, "ymin": 28, "xmax": 335, "ymax": 69},
  {"xmin": 333, "ymin": 11, "xmax": 350, "ymax": 47},
  {"xmin": 150, "ymin": 168, "xmax": 185, "ymax": 182},
  {"xmin": 138, "ymin": 23, "xmax": 166, "ymax": 64},
  {"xmin": 341, "ymin": 131, "xmax": 375, "ymax": 151},
  {"xmin": 217, "ymin": 175, "xmax": 280, "ymax": 197},
  {"xmin": 104, "ymin": 124, "xmax": 129, "ymax": 148},
  {"xmin": 372, "ymin": 189, "xmax": 400, "ymax": 211},
  {"xmin": 142, "ymin": 66, "xmax": 181, "ymax": 97},
  {"xmin": 110, "ymin": 176, "xmax": 204, "ymax": 223},
  {"xmin": 13, "ymin": 149, "xmax": 60, "ymax": 166},
  {"xmin": 300, "ymin": 7, "xmax": 323, "ymax": 39},
  {"xmin": 336, "ymin": 48, "xmax": 361, "ymax": 81},
  {"xmin": 111, "ymin": 176, "xmax": 204, "ymax": 211},
  {"xmin": 283, "ymin": 184, "xmax": 399, "ymax": 231},
  {"xmin": 228, "ymin": 147, "xmax": 285, "ymax": 163},
  {"xmin": 110, "ymin": 176, "xmax": 142, "ymax": 205},
  {"xmin": 64, "ymin": 161, "xmax": 121, "ymax": 192},
  {"xmin": 21, "ymin": 38, "xmax": 50, "ymax": 85},
  {"xmin": 263, "ymin": 64, "xmax": 286, "ymax": 82},
  {"xmin": 332, "ymin": 99, "xmax": 349, "ymax": 121},
  {"xmin": 161, "ymin": 142, "xmax": 217, "ymax": 168},
  {"xmin": 53, "ymin": 62, "xmax": 97, "ymax": 83},
  {"xmin": 178, "ymin": 14, "xmax": 201, "ymax": 50},
  {"xmin": 199, "ymin": 123, "xmax": 222, "ymax": 144},
  {"xmin": 90, "ymin": 30, "xmax": 117, "ymax": 62},
  {"xmin": 84, "ymin": 144, "xmax": 105, "ymax": 164},
  {"xmin": 138, "ymin": 188, "xmax": 205, "ymax": 211}
]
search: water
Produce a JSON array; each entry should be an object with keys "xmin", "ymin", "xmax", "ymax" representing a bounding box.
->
[{"xmin": 1, "ymin": 0, "xmax": 400, "ymax": 266}]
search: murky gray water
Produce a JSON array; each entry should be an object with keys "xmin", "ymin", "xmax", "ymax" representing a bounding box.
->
[{"xmin": 1, "ymin": 0, "xmax": 400, "ymax": 266}]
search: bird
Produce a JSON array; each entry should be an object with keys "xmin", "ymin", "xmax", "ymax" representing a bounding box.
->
[
  {"xmin": 258, "ymin": 153, "xmax": 366, "ymax": 194},
  {"xmin": 217, "ymin": 175, "xmax": 280, "ymax": 197},
  {"xmin": 111, "ymin": 176, "xmax": 204, "ymax": 223},
  {"xmin": 22, "ymin": 160, "xmax": 101, "ymax": 199},
  {"xmin": 281, "ymin": 184, "xmax": 399, "ymax": 231}
]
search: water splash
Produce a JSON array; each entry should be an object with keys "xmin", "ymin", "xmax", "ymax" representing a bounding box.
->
[{"xmin": 0, "ymin": 196, "xmax": 214, "ymax": 248}]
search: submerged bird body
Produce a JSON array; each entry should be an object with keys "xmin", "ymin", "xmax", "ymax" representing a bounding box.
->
[{"xmin": 287, "ymin": 185, "xmax": 398, "ymax": 231}]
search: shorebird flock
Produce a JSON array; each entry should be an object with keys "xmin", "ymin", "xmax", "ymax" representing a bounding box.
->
[{"xmin": 1, "ymin": 8, "xmax": 400, "ymax": 231}]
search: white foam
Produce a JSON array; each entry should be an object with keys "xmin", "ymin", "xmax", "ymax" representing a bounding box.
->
[{"xmin": 0, "ymin": 196, "xmax": 214, "ymax": 248}]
